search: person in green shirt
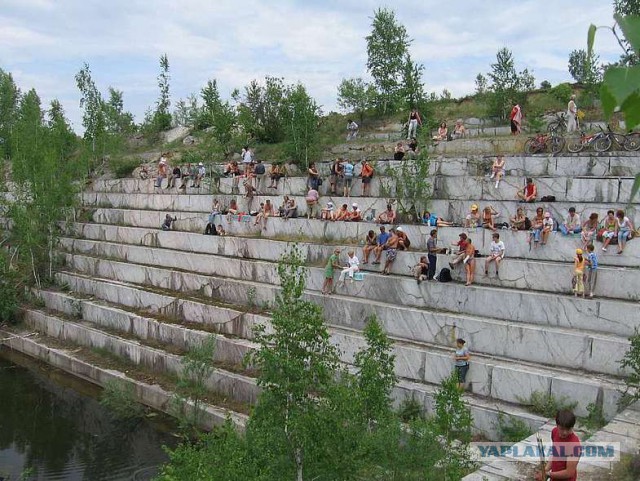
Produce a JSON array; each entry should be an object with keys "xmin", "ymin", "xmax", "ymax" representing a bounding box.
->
[{"xmin": 322, "ymin": 248, "xmax": 342, "ymax": 295}]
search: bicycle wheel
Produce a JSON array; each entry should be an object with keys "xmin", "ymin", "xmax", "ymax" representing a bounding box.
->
[
  {"xmin": 566, "ymin": 137, "xmax": 584, "ymax": 153},
  {"xmin": 524, "ymin": 138, "xmax": 538, "ymax": 155},
  {"xmin": 624, "ymin": 133, "xmax": 640, "ymax": 151},
  {"xmin": 611, "ymin": 133, "xmax": 627, "ymax": 151},
  {"xmin": 547, "ymin": 122, "xmax": 558, "ymax": 133},
  {"xmin": 548, "ymin": 136, "xmax": 565, "ymax": 154},
  {"xmin": 594, "ymin": 136, "xmax": 612, "ymax": 152}
]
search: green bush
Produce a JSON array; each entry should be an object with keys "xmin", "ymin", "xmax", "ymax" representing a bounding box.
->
[
  {"xmin": 0, "ymin": 251, "xmax": 19, "ymax": 323},
  {"xmin": 100, "ymin": 379, "xmax": 144, "ymax": 420},
  {"xmin": 496, "ymin": 412, "xmax": 532, "ymax": 442},
  {"xmin": 549, "ymin": 83, "xmax": 573, "ymax": 104},
  {"xmin": 110, "ymin": 156, "xmax": 141, "ymax": 178},
  {"xmin": 521, "ymin": 391, "xmax": 578, "ymax": 418}
]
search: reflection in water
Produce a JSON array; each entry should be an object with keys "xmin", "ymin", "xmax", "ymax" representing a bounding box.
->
[{"xmin": 0, "ymin": 348, "xmax": 177, "ymax": 480}]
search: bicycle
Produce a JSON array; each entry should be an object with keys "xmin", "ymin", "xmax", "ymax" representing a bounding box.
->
[
  {"xmin": 524, "ymin": 132, "xmax": 565, "ymax": 155},
  {"xmin": 624, "ymin": 131, "xmax": 640, "ymax": 151},
  {"xmin": 547, "ymin": 112, "xmax": 567, "ymax": 134},
  {"xmin": 565, "ymin": 128, "xmax": 611, "ymax": 153},
  {"xmin": 598, "ymin": 124, "xmax": 635, "ymax": 152}
]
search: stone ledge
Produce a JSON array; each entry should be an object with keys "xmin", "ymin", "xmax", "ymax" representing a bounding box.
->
[
  {"xmin": 60, "ymin": 243, "xmax": 640, "ymax": 340},
  {"xmin": 62, "ymin": 227, "xmax": 640, "ymax": 301},
  {"xmin": 22, "ymin": 309, "xmax": 260, "ymax": 405},
  {"xmin": 55, "ymin": 262, "xmax": 631, "ymax": 377},
  {"xmin": 0, "ymin": 331, "xmax": 247, "ymax": 431},
  {"xmin": 80, "ymin": 212, "xmax": 640, "ymax": 268}
]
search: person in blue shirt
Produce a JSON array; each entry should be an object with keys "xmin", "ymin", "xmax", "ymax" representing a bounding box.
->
[
  {"xmin": 372, "ymin": 226, "xmax": 391, "ymax": 264},
  {"xmin": 342, "ymin": 160, "xmax": 355, "ymax": 197},
  {"xmin": 421, "ymin": 210, "xmax": 453, "ymax": 227},
  {"xmin": 584, "ymin": 244, "xmax": 598, "ymax": 299}
]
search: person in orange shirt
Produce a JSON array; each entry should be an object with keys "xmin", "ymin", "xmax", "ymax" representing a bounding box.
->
[
  {"xmin": 360, "ymin": 159, "xmax": 374, "ymax": 197},
  {"xmin": 573, "ymin": 249, "xmax": 586, "ymax": 297}
]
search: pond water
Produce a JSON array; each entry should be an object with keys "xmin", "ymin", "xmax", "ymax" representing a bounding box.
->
[{"xmin": 0, "ymin": 348, "xmax": 178, "ymax": 480}]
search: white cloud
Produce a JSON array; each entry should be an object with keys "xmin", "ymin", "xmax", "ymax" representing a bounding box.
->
[{"xmin": 0, "ymin": 0, "xmax": 627, "ymax": 131}]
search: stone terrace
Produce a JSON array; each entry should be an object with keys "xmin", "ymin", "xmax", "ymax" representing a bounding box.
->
[{"xmin": 11, "ymin": 139, "xmax": 640, "ymax": 439}]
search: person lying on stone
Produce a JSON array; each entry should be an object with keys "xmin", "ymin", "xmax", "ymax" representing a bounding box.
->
[{"xmin": 421, "ymin": 211, "xmax": 453, "ymax": 227}]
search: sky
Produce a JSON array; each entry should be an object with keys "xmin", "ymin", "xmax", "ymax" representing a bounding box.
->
[{"xmin": 0, "ymin": 0, "xmax": 624, "ymax": 133}]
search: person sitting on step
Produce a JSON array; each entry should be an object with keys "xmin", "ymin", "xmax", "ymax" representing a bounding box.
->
[
  {"xmin": 362, "ymin": 230, "xmax": 377, "ymax": 264},
  {"xmin": 516, "ymin": 177, "xmax": 537, "ymax": 203},
  {"xmin": 376, "ymin": 204, "xmax": 396, "ymax": 224},
  {"xmin": 335, "ymin": 203, "xmax": 349, "ymax": 221},
  {"xmin": 346, "ymin": 203, "xmax": 362, "ymax": 222},
  {"xmin": 321, "ymin": 201, "xmax": 336, "ymax": 221},
  {"xmin": 482, "ymin": 205, "xmax": 500, "ymax": 231},
  {"xmin": 600, "ymin": 210, "xmax": 618, "ymax": 252},
  {"xmin": 372, "ymin": 226, "xmax": 391, "ymax": 265},
  {"xmin": 465, "ymin": 204, "xmax": 481, "ymax": 228},
  {"xmin": 413, "ymin": 256, "xmax": 429, "ymax": 285},
  {"xmin": 338, "ymin": 250, "xmax": 360, "ymax": 286},
  {"xmin": 396, "ymin": 226, "xmax": 410, "ymax": 250},
  {"xmin": 161, "ymin": 214, "xmax": 176, "ymax": 231},
  {"xmin": 449, "ymin": 233, "xmax": 469, "ymax": 269}
]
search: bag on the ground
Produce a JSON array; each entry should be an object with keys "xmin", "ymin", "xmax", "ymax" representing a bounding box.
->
[
  {"xmin": 437, "ymin": 267, "xmax": 452, "ymax": 283},
  {"xmin": 318, "ymin": 178, "xmax": 323, "ymax": 186},
  {"xmin": 541, "ymin": 195, "xmax": 556, "ymax": 202},
  {"xmin": 524, "ymin": 217, "xmax": 532, "ymax": 230}
]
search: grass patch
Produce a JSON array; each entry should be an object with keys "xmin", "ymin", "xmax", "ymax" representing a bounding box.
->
[{"xmin": 110, "ymin": 156, "xmax": 143, "ymax": 178}]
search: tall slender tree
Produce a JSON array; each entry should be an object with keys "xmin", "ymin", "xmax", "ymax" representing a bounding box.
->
[
  {"xmin": 154, "ymin": 54, "xmax": 172, "ymax": 131},
  {"xmin": 75, "ymin": 63, "xmax": 105, "ymax": 156}
]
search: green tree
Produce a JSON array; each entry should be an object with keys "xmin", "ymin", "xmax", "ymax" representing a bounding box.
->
[
  {"xmin": 614, "ymin": 0, "xmax": 640, "ymax": 65},
  {"xmin": 353, "ymin": 315, "xmax": 396, "ymax": 429},
  {"xmin": 336, "ymin": 77, "xmax": 376, "ymax": 124},
  {"xmin": 247, "ymin": 245, "xmax": 340, "ymax": 481},
  {"xmin": 475, "ymin": 73, "xmax": 488, "ymax": 95},
  {"xmin": 200, "ymin": 80, "xmax": 237, "ymax": 153},
  {"xmin": 366, "ymin": 7, "xmax": 410, "ymax": 114},
  {"xmin": 234, "ymin": 76, "xmax": 286, "ymax": 143},
  {"xmin": 104, "ymin": 87, "xmax": 136, "ymax": 135},
  {"xmin": 173, "ymin": 94, "xmax": 200, "ymax": 128},
  {"xmin": 281, "ymin": 83, "xmax": 321, "ymax": 166},
  {"xmin": 400, "ymin": 53, "xmax": 426, "ymax": 111},
  {"xmin": 568, "ymin": 49, "xmax": 603, "ymax": 84},
  {"xmin": 486, "ymin": 48, "xmax": 535, "ymax": 119},
  {"xmin": 75, "ymin": 63, "xmax": 105, "ymax": 156},
  {"xmin": 154, "ymin": 54, "xmax": 172, "ymax": 131},
  {"xmin": 0, "ymin": 69, "xmax": 20, "ymax": 159},
  {"xmin": 47, "ymin": 100, "xmax": 77, "ymax": 162}
]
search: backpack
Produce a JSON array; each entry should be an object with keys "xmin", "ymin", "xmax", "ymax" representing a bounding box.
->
[
  {"xmin": 541, "ymin": 195, "xmax": 556, "ymax": 202},
  {"xmin": 437, "ymin": 267, "xmax": 452, "ymax": 283},
  {"xmin": 524, "ymin": 217, "xmax": 532, "ymax": 230},
  {"xmin": 255, "ymin": 163, "xmax": 265, "ymax": 174},
  {"xmin": 343, "ymin": 163, "xmax": 354, "ymax": 178}
]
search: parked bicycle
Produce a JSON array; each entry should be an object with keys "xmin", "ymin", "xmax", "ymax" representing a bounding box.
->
[
  {"xmin": 547, "ymin": 112, "xmax": 567, "ymax": 134},
  {"xmin": 624, "ymin": 131, "xmax": 640, "ymax": 151},
  {"xmin": 524, "ymin": 132, "xmax": 565, "ymax": 155},
  {"xmin": 566, "ymin": 128, "xmax": 611, "ymax": 153}
]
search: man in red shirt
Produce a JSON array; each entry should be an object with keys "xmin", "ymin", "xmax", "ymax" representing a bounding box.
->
[
  {"xmin": 536, "ymin": 409, "xmax": 581, "ymax": 481},
  {"xmin": 517, "ymin": 177, "xmax": 537, "ymax": 203}
]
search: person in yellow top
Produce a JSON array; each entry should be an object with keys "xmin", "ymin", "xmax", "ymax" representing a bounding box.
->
[{"xmin": 573, "ymin": 249, "xmax": 586, "ymax": 298}]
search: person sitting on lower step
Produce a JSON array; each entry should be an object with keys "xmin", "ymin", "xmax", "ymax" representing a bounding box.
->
[{"xmin": 161, "ymin": 214, "xmax": 176, "ymax": 231}]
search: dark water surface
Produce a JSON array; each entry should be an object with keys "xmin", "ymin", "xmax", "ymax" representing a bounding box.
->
[{"xmin": 0, "ymin": 348, "xmax": 177, "ymax": 480}]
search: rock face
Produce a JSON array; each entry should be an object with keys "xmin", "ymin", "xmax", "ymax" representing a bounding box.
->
[
  {"xmin": 182, "ymin": 135, "xmax": 200, "ymax": 146},
  {"xmin": 161, "ymin": 126, "xmax": 190, "ymax": 144},
  {"xmin": 6, "ymin": 136, "xmax": 640, "ymax": 441}
]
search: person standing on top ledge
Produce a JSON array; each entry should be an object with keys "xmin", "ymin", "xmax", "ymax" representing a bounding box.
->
[
  {"xmin": 509, "ymin": 102, "xmax": 522, "ymax": 135},
  {"xmin": 407, "ymin": 108, "xmax": 422, "ymax": 139},
  {"xmin": 567, "ymin": 94, "xmax": 578, "ymax": 133},
  {"xmin": 346, "ymin": 119, "xmax": 359, "ymax": 140}
]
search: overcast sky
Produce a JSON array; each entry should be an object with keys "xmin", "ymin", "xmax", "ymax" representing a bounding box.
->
[{"xmin": 0, "ymin": 0, "xmax": 623, "ymax": 132}]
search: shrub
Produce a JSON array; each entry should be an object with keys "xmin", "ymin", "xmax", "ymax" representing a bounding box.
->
[
  {"xmin": 100, "ymin": 379, "xmax": 144, "ymax": 420},
  {"xmin": 110, "ymin": 156, "xmax": 141, "ymax": 178},
  {"xmin": 549, "ymin": 83, "xmax": 573, "ymax": 103},
  {"xmin": 521, "ymin": 391, "xmax": 578, "ymax": 418},
  {"xmin": 496, "ymin": 412, "xmax": 532, "ymax": 442}
]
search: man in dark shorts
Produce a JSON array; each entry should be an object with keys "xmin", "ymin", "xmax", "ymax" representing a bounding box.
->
[{"xmin": 360, "ymin": 159, "xmax": 374, "ymax": 197}]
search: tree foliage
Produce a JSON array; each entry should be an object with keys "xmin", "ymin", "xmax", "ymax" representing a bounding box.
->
[
  {"xmin": 154, "ymin": 54, "xmax": 172, "ymax": 132},
  {"xmin": 366, "ymin": 8, "xmax": 411, "ymax": 114},
  {"xmin": 234, "ymin": 76, "xmax": 287, "ymax": 143},
  {"xmin": 0, "ymin": 69, "xmax": 20, "ymax": 159},
  {"xmin": 337, "ymin": 77, "xmax": 376, "ymax": 124},
  {"xmin": 75, "ymin": 63, "xmax": 105, "ymax": 155},
  {"xmin": 199, "ymin": 80, "xmax": 237, "ymax": 153},
  {"xmin": 568, "ymin": 49, "xmax": 603, "ymax": 84},
  {"xmin": 281, "ymin": 84, "xmax": 321, "ymax": 166},
  {"xmin": 614, "ymin": 0, "xmax": 640, "ymax": 65},
  {"xmin": 485, "ymin": 48, "xmax": 535, "ymax": 119}
]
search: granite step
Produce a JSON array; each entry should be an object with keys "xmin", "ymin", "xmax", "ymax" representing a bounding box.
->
[
  {"xmin": 36, "ymin": 285, "xmax": 624, "ymax": 418},
  {"xmin": 55, "ymin": 262, "xmax": 631, "ymax": 377},
  {"xmin": 59, "ymin": 243, "xmax": 640, "ymax": 340},
  {"xmin": 61, "ymin": 228, "xmax": 640, "ymax": 301},
  {"xmin": 22, "ymin": 308, "xmax": 260, "ymax": 406},
  {"xmin": 79, "ymin": 211, "xmax": 640, "ymax": 268}
]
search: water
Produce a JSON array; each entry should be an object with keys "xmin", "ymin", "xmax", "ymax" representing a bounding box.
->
[{"xmin": 0, "ymin": 348, "xmax": 178, "ymax": 480}]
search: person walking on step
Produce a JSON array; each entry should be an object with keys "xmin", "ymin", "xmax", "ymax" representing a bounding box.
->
[
  {"xmin": 584, "ymin": 244, "xmax": 598, "ymax": 299},
  {"xmin": 346, "ymin": 119, "xmax": 359, "ymax": 140},
  {"xmin": 427, "ymin": 229, "xmax": 439, "ymax": 280},
  {"xmin": 534, "ymin": 410, "xmax": 581, "ymax": 481},
  {"xmin": 322, "ymin": 248, "xmax": 342, "ymax": 295},
  {"xmin": 453, "ymin": 338, "xmax": 470, "ymax": 391},
  {"xmin": 407, "ymin": 108, "xmax": 422, "ymax": 139}
]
